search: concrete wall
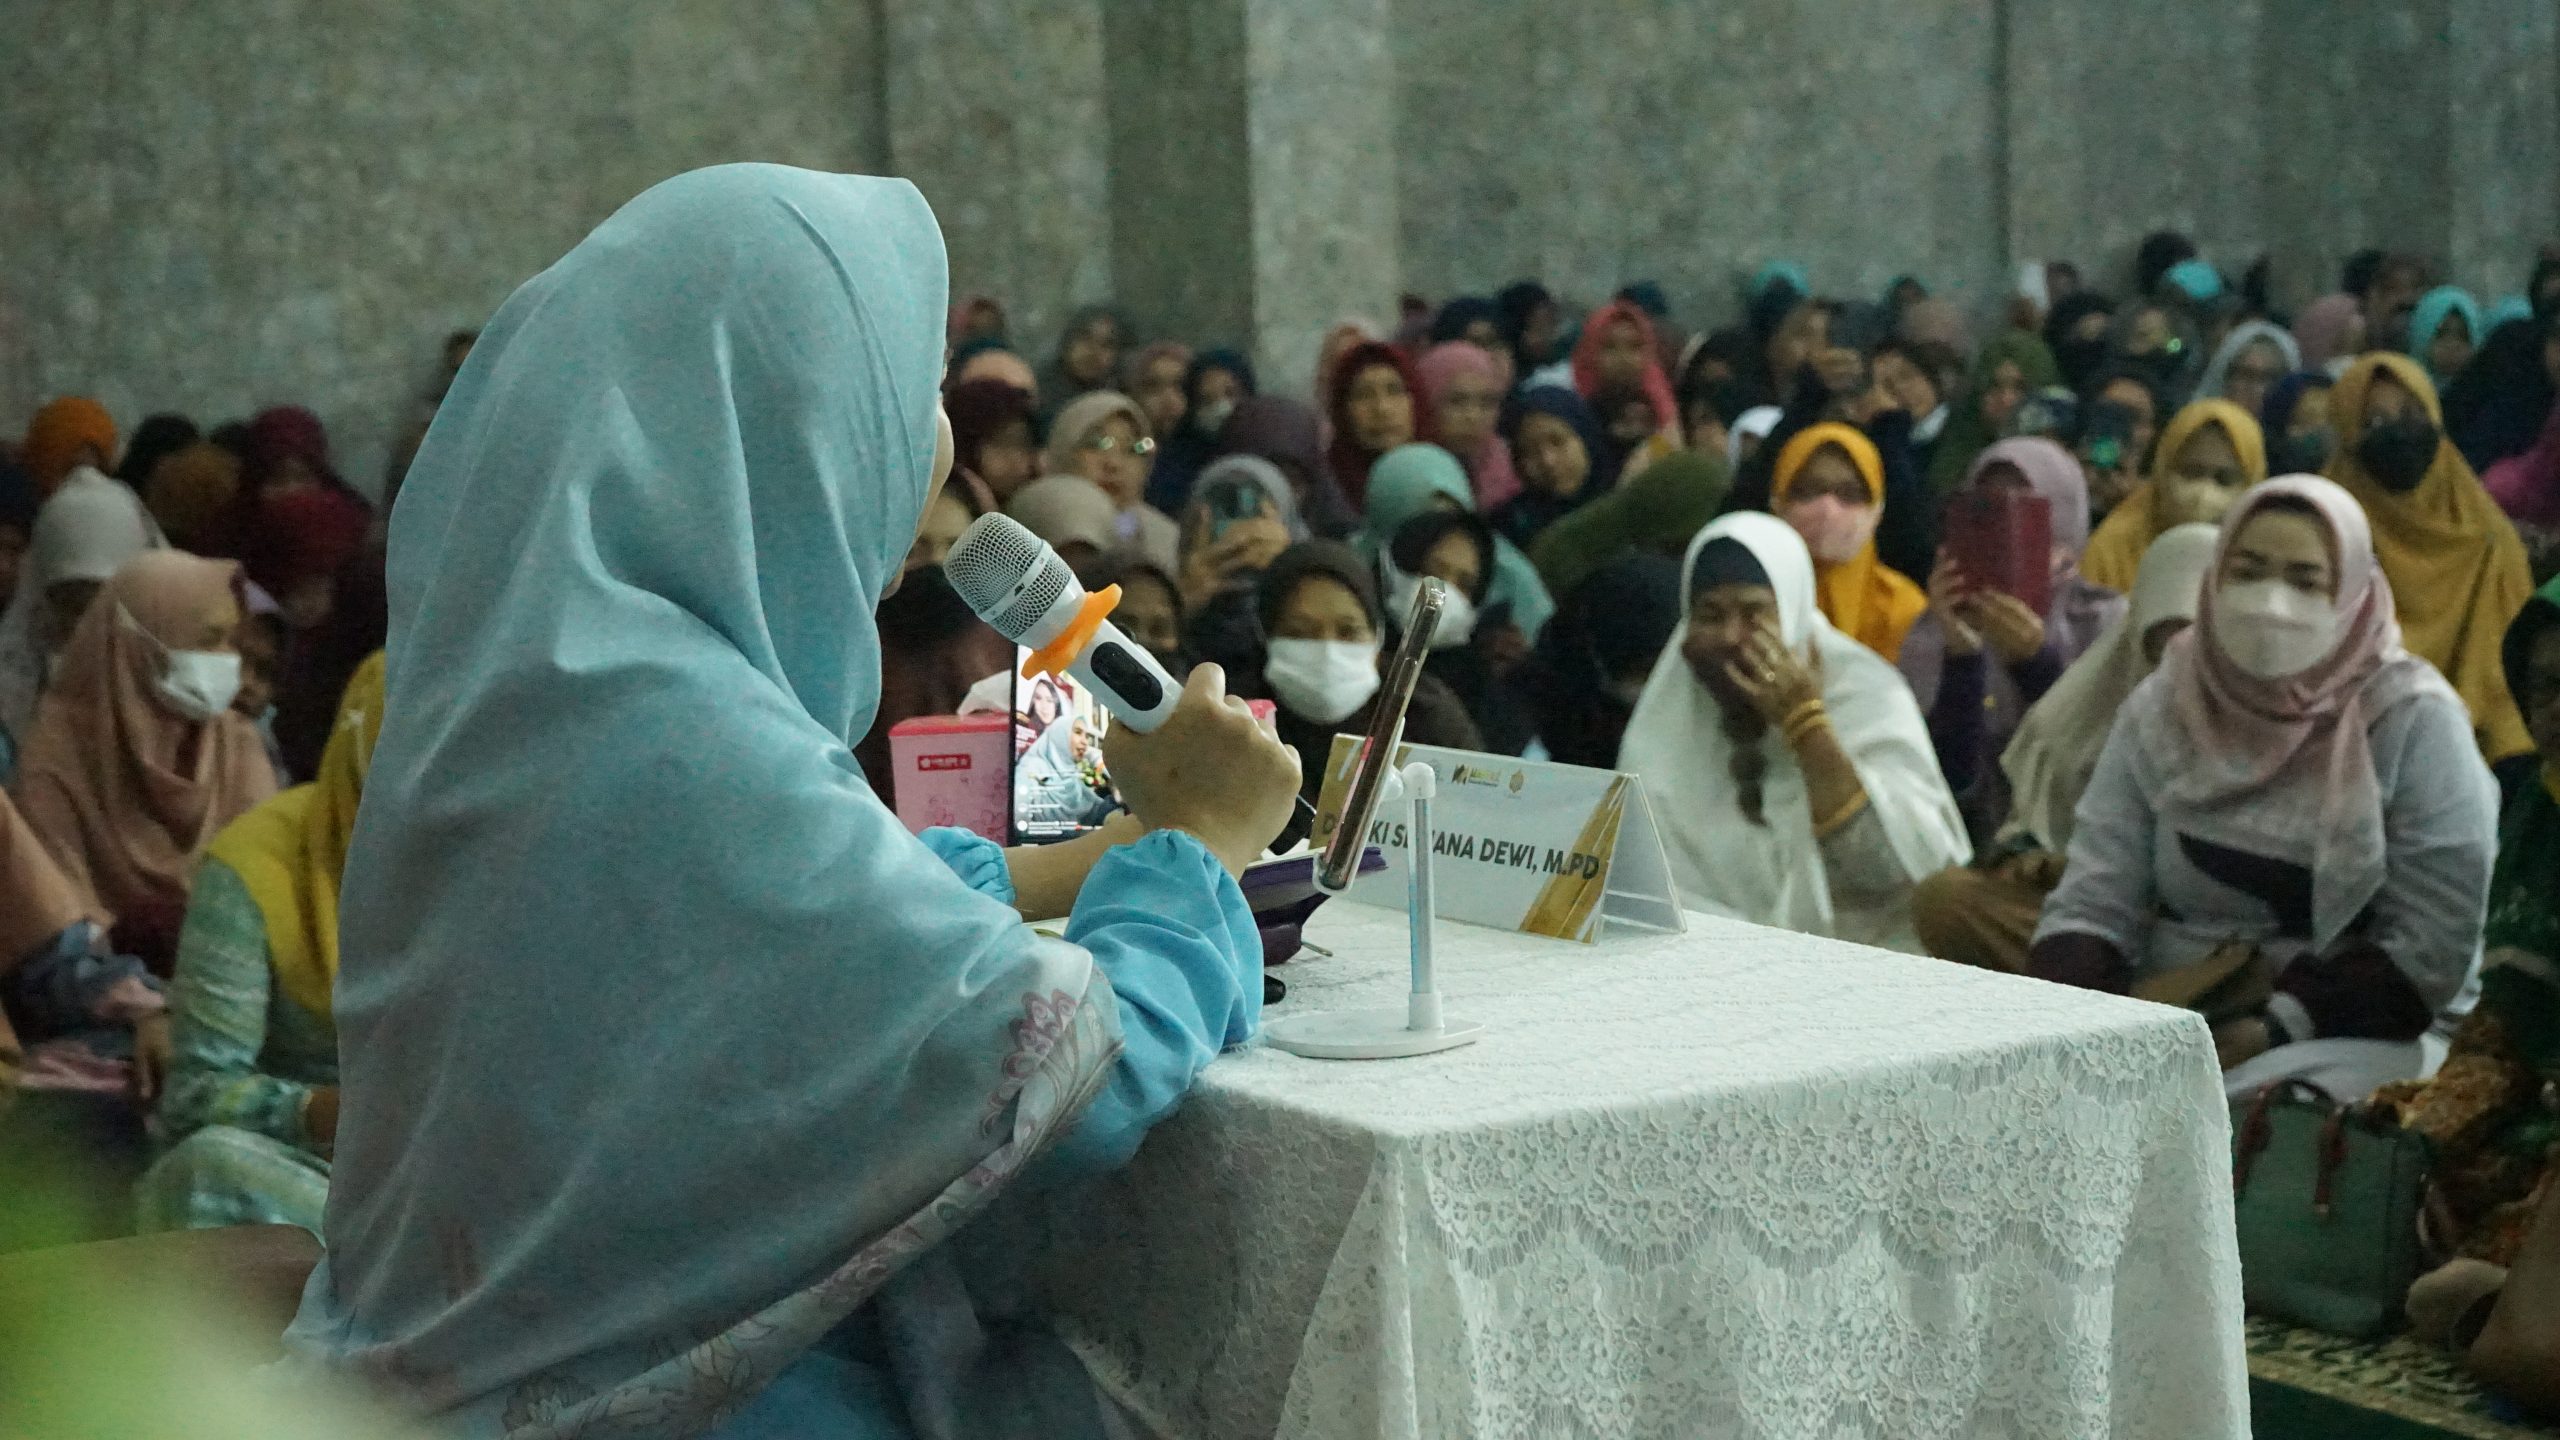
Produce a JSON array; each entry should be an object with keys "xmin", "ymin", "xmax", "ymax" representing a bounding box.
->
[
  {"xmin": 0, "ymin": 0, "xmax": 884, "ymax": 494},
  {"xmin": 4, "ymin": 0, "xmax": 2554, "ymax": 485}
]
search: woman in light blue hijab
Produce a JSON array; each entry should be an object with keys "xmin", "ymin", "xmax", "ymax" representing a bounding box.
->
[{"xmin": 278, "ymin": 165, "xmax": 1299, "ymax": 1438}]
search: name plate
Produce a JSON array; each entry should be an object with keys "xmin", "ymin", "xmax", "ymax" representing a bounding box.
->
[{"xmin": 1311, "ymin": 738, "xmax": 1684, "ymax": 943}]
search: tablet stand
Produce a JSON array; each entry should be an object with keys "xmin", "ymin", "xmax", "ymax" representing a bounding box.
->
[{"xmin": 1265, "ymin": 761, "xmax": 1485, "ymax": 1060}]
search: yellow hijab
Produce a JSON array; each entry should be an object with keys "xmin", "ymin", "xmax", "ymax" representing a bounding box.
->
[
  {"xmin": 2080, "ymin": 399, "xmax": 2267, "ymax": 594},
  {"xmin": 1773, "ymin": 423, "xmax": 1927, "ymax": 662},
  {"xmin": 204, "ymin": 652, "xmax": 384, "ymax": 1016},
  {"xmin": 2324, "ymin": 353, "xmax": 2533, "ymax": 760}
]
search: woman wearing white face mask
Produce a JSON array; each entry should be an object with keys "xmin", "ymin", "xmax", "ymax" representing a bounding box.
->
[
  {"xmin": 1253, "ymin": 541, "xmax": 1480, "ymax": 804},
  {"xmin": 12, "ymin": 551, "xmax": 276, "ymax": 976},
  {"xmin": 1380, "ymin": 510, "xmax": 1536, "ymax": 755},
  {"xmin": 2032, "ymin": 476, "xmax": 2498, "ymax": 1102}
]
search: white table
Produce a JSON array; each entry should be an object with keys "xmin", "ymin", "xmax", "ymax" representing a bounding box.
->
[{"xmin": 1032, "ymin": 903, "xmax": 2249, "ymax": 1440}]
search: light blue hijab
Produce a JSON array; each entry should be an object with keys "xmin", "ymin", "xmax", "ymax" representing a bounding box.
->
[
  {"xmin": 283, "ymin": 166, "xmax": 1120, "ymax": 1435},
  {"xmin": 2408, "ymin": 284, "xmax": 2483, "ymax": 384}
]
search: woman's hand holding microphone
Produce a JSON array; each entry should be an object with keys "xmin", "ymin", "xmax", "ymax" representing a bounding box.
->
[{"xmin": 1104, "ymin": 664, "xmax": 1303, "ymax": 878}]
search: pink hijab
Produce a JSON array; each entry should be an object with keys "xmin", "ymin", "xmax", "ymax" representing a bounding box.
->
[
  {"xmin": 1416, "ymin": 341, "xmax": 1524, "ymax": 511},
  {"xmin": 2136, "ymin": 476, "xmax": 2451, "ymax": 948},
  {"xmin": 12, "ymin": 551, "xmax": 278, "ymax": 962},
  {"xmin": 2293, "ymin": 294, "xmax": 2365, "ymax": 372},
  {"xmin": 1570, "ymin": 299, "xmax": 1679, "ymax": 434}
]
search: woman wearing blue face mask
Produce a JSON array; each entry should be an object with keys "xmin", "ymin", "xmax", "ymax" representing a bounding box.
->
[
  {"xmin": 12, "ymin": 551, "xmax": 275, "ymax": 978},
  {"xmin": 270, "ymin": 165, "xmax": 1304, "ymax": 1439}
]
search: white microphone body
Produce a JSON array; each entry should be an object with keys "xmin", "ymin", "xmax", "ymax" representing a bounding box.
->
[{"xmin": 946, "ymin": 514, "xmax": 1183, "ymax": 732}]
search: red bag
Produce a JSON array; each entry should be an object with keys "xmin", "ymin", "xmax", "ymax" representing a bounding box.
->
[{"xmin": 1945, "ymin": 490, "xmax": 2054, "ymax": 616}]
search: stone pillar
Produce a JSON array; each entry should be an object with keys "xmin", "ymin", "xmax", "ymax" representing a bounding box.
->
[
  {"xmin": 2445, "ymin": 0, "xmax": 2560, "ymax": 299},
  {"xmin": 1103, "ymin": 0, "xmax": 1257, "ymax": 353},
  {"xmin": 1244, "ymin": 0, "xmax": 1403, "ymax": 398},
  {"xmin": 883, "ymin": 0, "xmax": 1114, "ymax": 373}
]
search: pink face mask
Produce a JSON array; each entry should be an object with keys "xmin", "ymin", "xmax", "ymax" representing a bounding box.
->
[{"xmin": 1780, "ymin": 494, "xmax": 1880, "ymax": 565}]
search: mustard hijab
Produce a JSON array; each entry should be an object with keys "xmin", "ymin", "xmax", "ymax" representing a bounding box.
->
[
  {"xmin": 2080, "ymin": 398, "xmax": 2267, "ymax": 594},
  {"xmin": 2324, "ymin": 352, "xmax": 2533, "ymax": 761},
  {"xmin": 204, "ymin": 651, "xmax": 383, "ymax": 1016},
  {"xmin": 1773, "ymin": 423, "xmax": 1927, "ymax": 662}
]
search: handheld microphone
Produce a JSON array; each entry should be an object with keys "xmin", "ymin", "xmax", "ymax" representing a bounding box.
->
[{"xmin": 946, "ymin": 513, "xmax": 1182, "ymax": 732}]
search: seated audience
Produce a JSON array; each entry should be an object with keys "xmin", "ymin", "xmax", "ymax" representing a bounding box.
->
[
  {"xmin": 1493, "ymin": 386, "xmax": 1613, "ymax": 548},
  {"xmin": 1, "ymin": 787, "xmax": 167, "ymax": 1104},
  {"xmin": 2199, "ymin": 321, "xmax": 2300, "ymax": 416},
  {"xmin": 1524, "ymin": 553, "xmax": 1683, "ymax": 769},
  {"xmin": 2293, "ymin": 292, "xmax": 2367, "ymax": 375},
  {"xmin": 943, "ymin": 377, "xmax": 1042, "ymax": 503},
  {"xmin": 1122, "ymin": 341, "xmax": 1193, "ymax": 440},
  {"xmin": 12, "ymin": 552, "xmax": 278, "ymax": 973},
  {"xmin": 1768, "ymin": 422, "xmax": 1926, "ymax": 662},
  {"xmin": 1911, "ymin": 523, "xmax": 2219, "ymax": 972},
  {"xmin": 2374, "ymin": 575, "xmax": 2560, "ymax": 1299},
  {"xmin": 1042, "ymin": 391, "xmax": 1180, "ymax": 573},
  {"xmin": 2410, "ymin": 285, "xmax": 2484, "ymax": 390},
  {"xmin": 947, "ymin": 337, "xmax": 1042, "ymax": 403},
  {"xmin": 1176, "ymin": 456, "xmax": 1299, "ymax": 679},
  {"xmin": 2031, "ymin": 478, "xmax": 2496, "ymax": 1101},
  {"xmin": 1382, "ymin": 510, "xmax": 1533, "ymax": 754},
  {"xmin": 1529, "ymin": 450, "xmax": 1729, "ymax": 601},
  {"xmin": 1325, "ymin": 340, "xmax": 1428, "ymax": 511},
  {"xmin": 1621, "ymin": 513, "xmax": 1969, "ymax": 952},
  {"xmin": 858, "ymin": 477, "xmax": 1014, "ymax": 803},
  {"xmin": 1217, "ymin": 394, "xmax": 1357, "ymax": 540},
  {"xmin": 2081, "ymin": 397, "xmax": 2268, "ymax": 593},
  {"xmin": 2325, "ymin": 352, "xmax": 2534, "ymax": 760},
  {"xmin": 136, "ymin": 654, "xmax": 385, "ymax": 1236},
  {"xmin": 1089, "ymin": 556, "xmax": 1187, "ymax": 675},
  {"xmin": 1359, "ymin": 441, "xmax": 1554, "ymax": 642},
  {"xmin": 1570, "ymin": 299, "xmax": 1679, "ymax": 478},
  {"xmin": 1041, "ymin": 304, "xmax": 1126, "ymax": 421},
  {"xmin": 140, "ymin": 440, "xmax": 243, "ymax": 553},
  {"xmin": 242, "ymin": 487, "xmax": 369, "ymax": 636},
  {"xmin": 1254, "ymin": 541, "xmax": 1479, "ymax": 803},
  {"xmin": 1417, "ymin": 340, "xmax": 1520, "ymax": 511},
  {"xmin": 270, "ymin": 542, "xmax": 387, "ymax": 784},
  {"xmin": 2447, "ymin": 302, "xmax": 2558, "ymax": 474},
  {"xmin": 1006, "ymin": 474, "xmax": 1123, "ymax": 573},
  {"xmin": 1147, "ymin": 348, "xmax": 1257, "ymax": 513},
  {"xmin": 0, "ymin": 462, "xmax": 164, "ymax": 765},
  {"xmin": 0, "ymin": 460, "xmax": 29, "ymax": 604},
  {"xmin": 113, "ymin": 413, "xmax": 200, "ymax": 491},
  {"xmin": 2260, "ymin": 371, "xmax": 2337, "ymax": 477},
  {"xmin": 1926, "ymin": 332, "xmax": 2060, "ymax": 493},
  {"xmin": 1902, "ymin": 437, "xmax": 2127, "ymax": 842},
  {"xmin": 19, "ymin": 396, "xmax": 120, "ymax": 499}
]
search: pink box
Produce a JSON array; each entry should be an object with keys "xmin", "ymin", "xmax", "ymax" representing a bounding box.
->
[{"xmin": 888, "ymin": 714, "xmax": 1011, "ymax": 842}]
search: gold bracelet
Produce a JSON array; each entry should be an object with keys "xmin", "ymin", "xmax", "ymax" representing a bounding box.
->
[
  {"xmin": 1781, "ymin": 703, "xmax": 1830, "ymax": 746},
  {"xmin": 1811, "ymin": 791, "xmax": 1870, "ymax": 838}
]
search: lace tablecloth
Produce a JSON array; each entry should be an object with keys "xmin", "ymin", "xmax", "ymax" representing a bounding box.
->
[{"xmin": 1031, "ymin": 904, "xmax": 2248, "ymax": 1440}]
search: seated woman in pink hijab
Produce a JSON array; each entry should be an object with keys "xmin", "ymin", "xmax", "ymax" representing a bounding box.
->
[{"xmin": 2031, "ymin": 477, "xmax": 2497, "ymax": 1103}]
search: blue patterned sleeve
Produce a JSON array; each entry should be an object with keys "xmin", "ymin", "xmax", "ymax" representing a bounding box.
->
[
  {"xmin": 1043, "ymin": 829, "xmax": 1261, "ymax": 1180},
  {"xmin": 158, "ymin": 860, "xmax": 314, "ymax": 1148},
  {"xmin": 920, "ymin": 826, "xmax": 1017, "ymax": 906}
]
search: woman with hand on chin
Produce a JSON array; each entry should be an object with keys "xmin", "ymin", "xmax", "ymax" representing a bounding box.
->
[
  {"xmin": 1620, "ymin": 513, "xmax": 1968, "ymax": 952},
  {"xmin": 2030, "ymin": 477, "xmax": 2496, "ymax": 1101},
  {"xmin": 274, "ymin": 165, "xmax": 1304, "ymax": 1440}
]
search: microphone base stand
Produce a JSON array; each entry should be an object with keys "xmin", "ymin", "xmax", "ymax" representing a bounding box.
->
[{"xmin": 1265, "ymin": 762, "xmax": 1485, "ymax": 1061}]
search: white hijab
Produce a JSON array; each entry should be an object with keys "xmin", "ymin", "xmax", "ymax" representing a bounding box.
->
[
  {"xmin": 0, "ymin": 468, "xmax": 162, "ymax": 744},
  {"xmin": 1998, "ymin": 523, "xmax": 2220, "ymax": 852},
  {"xmin": 1619, "ymin": 513, "xmax": 1968, "ymax": 950}
]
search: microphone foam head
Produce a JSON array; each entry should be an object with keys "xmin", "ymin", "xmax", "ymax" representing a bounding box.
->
[{"xmin": 948, "ymin": 512, "xmax": 1072, "ymax": 638}]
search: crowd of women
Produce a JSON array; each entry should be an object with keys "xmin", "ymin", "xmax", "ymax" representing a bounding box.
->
[{"xmin": 5, "ymin": 214, "xmax": 2560, "ymax": 1396}]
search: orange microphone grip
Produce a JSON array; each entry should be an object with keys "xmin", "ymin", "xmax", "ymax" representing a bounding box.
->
[{"xmin": 1020, "ymin": 584, "xmax": 1121, "ymax": 680}]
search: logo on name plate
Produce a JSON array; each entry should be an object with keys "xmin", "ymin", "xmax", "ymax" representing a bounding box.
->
[{"xmin": 918, "ymin": 753, "xmax": 973, "ymax": 772}]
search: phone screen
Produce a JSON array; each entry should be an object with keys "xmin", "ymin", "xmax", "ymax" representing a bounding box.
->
[{"xmin": 1009, "ymin": 650, "xmax": 1119, "ymax": 844}]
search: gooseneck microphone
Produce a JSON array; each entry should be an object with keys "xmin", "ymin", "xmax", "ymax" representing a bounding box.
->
[{"xmin": 946, "ymin": 512, "xmax": 1182, "ymax": 732}]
